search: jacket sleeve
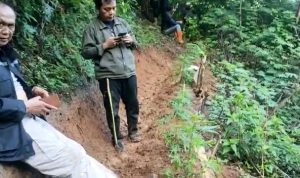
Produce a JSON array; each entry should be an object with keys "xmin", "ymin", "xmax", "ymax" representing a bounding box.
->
[
  {"xmin": 81, "ymin": 26, "xmax": 105, "ymax": 59},
  {"xmin": 165, "ymin": 12, "xmax": 178, "ymax": 26},
  {"xmin": 123, "ymin": 20, "xmax": 139, "ymax": 49},
  {"xmin": 0, "ymin": 98, "xmax": 26, "ymax": 122}
]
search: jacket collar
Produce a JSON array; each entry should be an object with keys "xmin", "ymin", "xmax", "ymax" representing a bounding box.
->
[
  {"xmin": 97, "ymin": 17, "xmax": 122, "ymax": 30},
  {"xmin": 0, "ymin": 44, "xmax": 19, "ymax": 62},
  {"xmin": 0, "ymin": 44, "xmax": 13, "ymax": 65},
  {"xmin": 0, "ymin": 44, "xmax": 11, "ymax": 59},
  {"xmin": 0, "ymin": 44, "xmax": 25, "ymax": 81}
]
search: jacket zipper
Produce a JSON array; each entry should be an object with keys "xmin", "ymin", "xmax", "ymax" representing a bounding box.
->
[
  {"xmin": 112, "ymin": 26, "xmax": 126, "ymax": 71},
  {"xmin": 118, "ymin": 45, "xmax": 125, "ymax": 70}
]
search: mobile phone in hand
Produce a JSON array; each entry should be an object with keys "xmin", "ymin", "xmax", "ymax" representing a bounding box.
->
[
  {"xmin": 115, "ymin": 32, "xmax": 127, "ymax": 42},
  {"xmin": 114, "ymin": 36, "xmax": 122, "ymax": 42},
  {"xmin": 118, "ymin": 32, "xmax": 127, "ymax": 37},
  {"xmin": 41, "ymin": 94, "xmax": 61, "ymax": 107}
]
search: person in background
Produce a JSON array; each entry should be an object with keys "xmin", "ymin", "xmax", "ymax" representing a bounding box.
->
[
  {"xmin": 81, "ymin": 0, "xmax": 141, "ymax": 150},
  {"xmin": 0, "ymin": 2, "xmax": 117, "ymax": 177},
  {"xmin": 160, "ymin": 0, "xmax": 184, "ymax": 44}
]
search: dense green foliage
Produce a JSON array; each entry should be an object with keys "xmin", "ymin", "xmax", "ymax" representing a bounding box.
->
[
  {"xmin": 170, "ymin": 0, "xmax": 300, "ymax": 177},
  {"xmin": 210, "ymin": 61, "xmax": 300, "ymax": 177},
  {"xmin": 4, "ymin": 0, "xmax": 95, "ymax": 92},
  {"xmin": 161, "ymin": 86, "xmax": 221, "ymax": 177},
  {"xmin": 161, "ymin": 43, "xmax": 227, "ymax": 177}
]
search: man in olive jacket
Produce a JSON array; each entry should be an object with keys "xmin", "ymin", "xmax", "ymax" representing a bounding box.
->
[{"xmin": 81, "ymin": 0, "xmax": 141, "ymax": 148}]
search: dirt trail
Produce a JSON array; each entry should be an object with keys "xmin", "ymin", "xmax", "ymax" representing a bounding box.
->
[
  {"xmin": 0, "ymin": 36, "xmax": 243, "ymax": 177},
  {"xmin": 0, "ymin": 44, "xmax": 240, "ymax": 178},
  {"xmin": 47, "ymin": 45, "xmax": 178, "ymax": 178}
]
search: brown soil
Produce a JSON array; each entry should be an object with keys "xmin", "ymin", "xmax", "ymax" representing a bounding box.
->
[
  {"xmin": 221, "ymin": 166, "xmax": 240, "ymax": 178},
  {"xmin": 48, "ymin": 45, "xmax": 178, "ymax": 178},
  {"xmin": 2, "ymin": 43, "xmax": 240, "ymax": 178}
]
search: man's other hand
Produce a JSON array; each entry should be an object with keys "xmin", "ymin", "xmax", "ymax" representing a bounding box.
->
[
  {"xmin": 103, "ymin": 37, "xmax": 120, "ymax": 49},
  {"xmin": 122, "ymin": 34, "xmax": 133, "ymax": 44},
  {"xmin": 176, "ymin": 20, "xmax": 183, "ymax": 24},
  {"xmin": 25, "ymin": 96, "xmax": 57, "ymax": 116},
  {"xmin": 32, "ymin": 86, "xmax": 49, "ymax": 98}
]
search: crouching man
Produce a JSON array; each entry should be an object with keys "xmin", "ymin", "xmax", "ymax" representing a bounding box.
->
[{"xmin": 0, "ymin": 2, "xmax": 117, "ymax": 178}]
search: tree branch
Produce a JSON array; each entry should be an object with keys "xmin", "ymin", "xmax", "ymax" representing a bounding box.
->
[
  {"xmin": 296, "ymin": 1, "xmax": 300, "ymax": 23},
  {"xmin": 269, "ymin": 86, "xmax": 300, "ymax": 116}
]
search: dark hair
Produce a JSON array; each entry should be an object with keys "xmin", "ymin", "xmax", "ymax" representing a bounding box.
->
[{"xmin": 93, "ymin": 0, "xmax": 115, "ymax": 9}]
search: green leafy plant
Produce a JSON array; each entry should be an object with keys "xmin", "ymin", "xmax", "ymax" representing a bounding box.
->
[
  {"xmin": 209, "ymin": 61, "xmax": 300, "ymax": 177},
  {"xmin": 177, "ymin": 42, "xmax": 206, "ymax": 84},
  {"xmin": 167, "ymin": 0, "xmax": 300, "ymax": 176},
  {"xmin": 162, "ymin": 86, "xmax": 221, "ymax": 177}
]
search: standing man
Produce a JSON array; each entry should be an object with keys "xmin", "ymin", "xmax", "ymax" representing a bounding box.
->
[
  {"xmin": 0, "ymin": 2, "xmax": 117, "ymax": 177},
  {"xmin": 81, "ymin": 0, "xmax": 141, "ymax": 149}
]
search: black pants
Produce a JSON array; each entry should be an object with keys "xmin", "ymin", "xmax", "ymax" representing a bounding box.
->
[{"xmin": 98, "ymin": 76, "xmax": 139, "ymax": 140}]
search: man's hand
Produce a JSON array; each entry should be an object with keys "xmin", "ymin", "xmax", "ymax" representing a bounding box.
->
[
  {"xmin": 102, "ymin": 37, "xmax": 121, "ymax": 49},
  {"xmin": 122, "ymin": 34, "xmax": 134, "ymax": 44},
  {"xmin": 32, "ymin": 86, "xmax": 49, "ymax": 98},
  {"xmin": 25, "ymin": 96, "xmax": 57, "ymax": 116},
  {"xmin": 176, "ymin": 20, "xmax": 183, "ymax": 24}
]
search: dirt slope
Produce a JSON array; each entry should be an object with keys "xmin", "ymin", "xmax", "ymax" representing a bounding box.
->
[
  {"xmin": 49, "ymin": 45, "xmax": 178, "ymax": 177},
  {"xmin": 0, "ymin": 43, "xmax": 241, "ymax": 178},
  {"xmin": 0, "ymin": 44, "xmax": 178, "ymax": 177}
]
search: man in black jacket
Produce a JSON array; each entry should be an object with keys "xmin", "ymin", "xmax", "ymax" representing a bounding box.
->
[{"xmin": 0, "ymin": 2, "xmax": 117, "ymax": 177}]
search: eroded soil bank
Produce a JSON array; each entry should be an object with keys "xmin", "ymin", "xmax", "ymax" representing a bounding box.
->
[
  {"xmin": 0, "ymin": 46, "xmax": 178, "ymax": 178},
  {"xmin": 51, "ymin": 46, "xmax": 177, "ymax": 177}
]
